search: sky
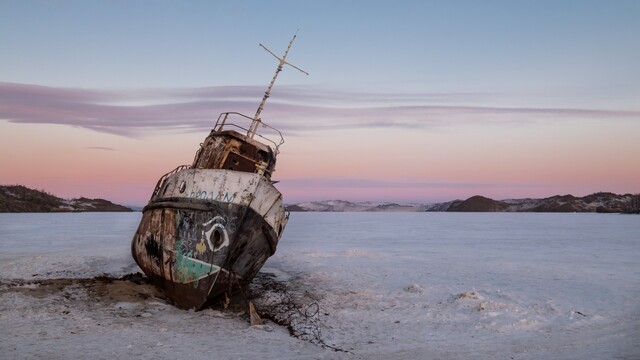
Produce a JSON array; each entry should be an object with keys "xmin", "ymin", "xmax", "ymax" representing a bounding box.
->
[{"xmin": 1, "ymin": 0, "xmax": 639, "ymax": 206}]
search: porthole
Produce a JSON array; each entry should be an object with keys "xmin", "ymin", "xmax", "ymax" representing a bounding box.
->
[{"xmin": 212, "ymin": 230, "xmax": 223, "ymax": 248}]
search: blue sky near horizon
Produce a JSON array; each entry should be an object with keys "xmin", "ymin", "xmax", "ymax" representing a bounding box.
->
[{"xmin": 1, "ymin": 0, "xmax": 639, "ymax": 205}]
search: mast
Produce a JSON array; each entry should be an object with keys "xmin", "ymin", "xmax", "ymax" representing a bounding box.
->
[{"xmin": 247, "ymin": 32, "xmax": 308, "ymax": 138}]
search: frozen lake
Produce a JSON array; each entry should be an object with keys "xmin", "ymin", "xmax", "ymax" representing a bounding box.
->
[{"xmin": 1, "ymin": 212, "xmax": 639, "ymax": 359}]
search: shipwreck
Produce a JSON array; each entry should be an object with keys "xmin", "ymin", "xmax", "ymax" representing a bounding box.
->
[{"xmin": 131, "ymin": 34, "xmax": 306, "ymax": 309}]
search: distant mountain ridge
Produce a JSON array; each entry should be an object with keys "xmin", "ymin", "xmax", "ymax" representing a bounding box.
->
[
  {"xmin": 0, "ymin": 185, "xmax": 133, "ymax": 212},
  {"xmin": 286, "ymin": 192, "xmax": 640, "ymax": 213},
  {"xmin": 3, "ymin": 185, "xmax": 637, "ymax": 214}
]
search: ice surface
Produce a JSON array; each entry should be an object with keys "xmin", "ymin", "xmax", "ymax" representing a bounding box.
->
[{"xmin": 1, "ymin": 212, "xmax": 639, "ymax": 359}]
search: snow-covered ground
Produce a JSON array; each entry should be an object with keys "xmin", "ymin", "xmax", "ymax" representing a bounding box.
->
[{"xmin": 1, "ymin": 212, "xmax": 639, "ymax": 359}]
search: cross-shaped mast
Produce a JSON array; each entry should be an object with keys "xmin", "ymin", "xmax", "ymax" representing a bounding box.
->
[{"xmin": 247, "ymin": 32, "xmax": 308, "ymax": 138}]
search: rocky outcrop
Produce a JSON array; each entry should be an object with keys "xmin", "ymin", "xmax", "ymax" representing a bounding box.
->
[
  {"xmin": 446, "ymin": 195, "xmax": 509, "ymax": 212},
  {"xmin": 502, "ymin": 193, "xmax": 637, "ymax": 213},
  {"xmin": 286, "ymin": 192, "xmax": 639, "ymax": 213},
  {"xmin": 0, "ymin": 185, "xmax": 133, "ymax": 212}
]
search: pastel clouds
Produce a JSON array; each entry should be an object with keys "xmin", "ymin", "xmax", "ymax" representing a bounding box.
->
[
  {"xmin": 1, "ymin": 82, "xmax": 638, "ymax": 205},
  {"xmin": 2, "ymin": 82, "xmax": 638, "ymax": 138}
]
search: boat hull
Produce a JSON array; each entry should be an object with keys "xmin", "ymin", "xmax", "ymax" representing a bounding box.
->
[{"xmin": 131, "ymin": 169, "xmax": 287, "ymax": 309}]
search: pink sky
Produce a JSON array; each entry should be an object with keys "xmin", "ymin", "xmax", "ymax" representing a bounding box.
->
[{"xmin": 1, "ymin": 83, "xmax": 638, "ymax": 206}]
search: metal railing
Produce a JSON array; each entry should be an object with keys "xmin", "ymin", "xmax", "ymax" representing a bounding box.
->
[
  {"xmin": 149, "ymin": 164, "xmax": 191, "ymax": 200},
  {"xmin": 214, "ymin": 112, "xmax": 285, "ymax": 155}
]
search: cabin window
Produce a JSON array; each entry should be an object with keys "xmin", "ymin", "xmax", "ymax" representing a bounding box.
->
[{"xmin": 223, "ymin": 152, "xmax": 257, "ymax": 173}]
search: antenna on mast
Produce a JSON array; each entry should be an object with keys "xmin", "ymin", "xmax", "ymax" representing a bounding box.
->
[{"xmin": 247, "ymin": 31, "xmax": 308, "ymax": 138}]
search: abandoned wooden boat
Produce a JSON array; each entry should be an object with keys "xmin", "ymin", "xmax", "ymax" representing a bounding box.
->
[{"xmin": 131, "ymin": 35, "xmax": 306, "ymax": 309}]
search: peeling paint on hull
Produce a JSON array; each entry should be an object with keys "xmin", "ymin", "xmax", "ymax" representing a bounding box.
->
[{"xmin": 131, "ymin": 169, "xmax": 288, "ymax": 309}]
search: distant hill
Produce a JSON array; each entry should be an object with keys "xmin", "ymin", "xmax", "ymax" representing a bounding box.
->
[
  {"xmin": 286, "ymin": 192, "xmax": 640, "ymax": 213},
  {"xmin": 447, "ymin": 195, "xmax": 509, "ymax": 212},
  {"xmin": 286, "ymin": 200, "xmax": 429, "ymax": 212},
  {"xmin": 0, "ymin": 185, "xmax": 134, "ymax": 213}
]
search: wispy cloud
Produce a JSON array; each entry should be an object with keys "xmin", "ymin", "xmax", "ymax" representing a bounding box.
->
[
  {"xmin": 85, "ymin": 146, "xmax": 116, "ymax": 151},
  {"xmin": 1, "ymin": 82, "xmax": 638, "ymax": 137}
]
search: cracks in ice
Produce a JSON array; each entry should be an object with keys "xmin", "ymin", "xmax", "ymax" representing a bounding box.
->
[{"xmin": 247, "ymin": 272, "xmax": 350, "ymax": 353}]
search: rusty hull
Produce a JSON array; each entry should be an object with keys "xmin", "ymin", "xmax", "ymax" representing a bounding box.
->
[{"xmin": 131, "ymin": 169, "xmax": 287, "ymax": 309}]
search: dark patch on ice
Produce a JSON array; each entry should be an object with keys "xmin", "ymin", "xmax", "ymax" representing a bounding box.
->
[
  {"xmin": 0, "ymin": 272, "xmax": 168, "ymax": 305},
  {"xmin": 1, "ymin": 272, "xmax": 348, "ymax": 351}
]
